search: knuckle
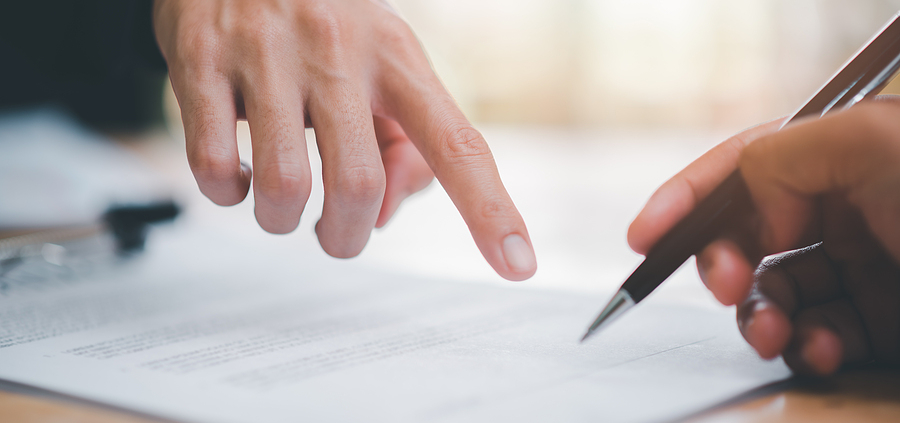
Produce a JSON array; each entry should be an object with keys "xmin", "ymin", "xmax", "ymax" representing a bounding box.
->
[
  {"xmin": 439, "ymin": 123, "xmax": 493, "ymax": 162},
  {"xmin": 256, "ymin": 166, "xmax": 311, "ymax": 206},
  {"xmin": 238, "ymin": 22, "xmax": 289, "ymax": 60},
  {"xmin": 477, "ymin": 196, "xmax": 513, "ymax": 221},
  {"xmin": 838, "ymin": 105, "xmax": 900, "ymax": 178},
  {"xmin": 299, "ymin": 2, "xmax": 345, "ymax": 48},
  {"xmin": 739, "ymin": 135, "xmax": 769, "ymax": 169},
  {"xmin": 189, "ymin": 145, "xmax": 235, "ymax": 185},
  {"xmin": 174, "ymin": 26, "xmax": 221, "ymax": 70},
  {"xmin": 859, "ymin": 106, "xmax": 899, "ymax": 146},
  {"xmin": 724, "ymin": 133, "xmax": 748, "ymax": 157},
  {"xmin": 377, "ymin": 15, "xmax": 416, "ymax": 49},
  {"xmin": 225, "ymin": 6, "xmax": 292, "ymax": 63},
  {"xmin": 333, "ymin": 164, "xmax": 386, "ymax": 204}
]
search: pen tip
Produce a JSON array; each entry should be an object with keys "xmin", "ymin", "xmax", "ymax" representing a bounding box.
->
[{"xmin": 579, "ymin": 289, "xmax": 635, "ymax": 344}]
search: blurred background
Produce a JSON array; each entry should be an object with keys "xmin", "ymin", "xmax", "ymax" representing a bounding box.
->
[
  {"xmin": 391, "ymin": 0, "xmax": 900, "ymax": 131},
  {"xmin": 6, "ymin": 0, "xmax": 900, "ymax": 296},
  {"xmin": 142, "ymin": 0, "xmax": 900, "ymax": 293},
  {"xmin": 352, "ymin": 0, "xmax": 900, "ymax": 293}
]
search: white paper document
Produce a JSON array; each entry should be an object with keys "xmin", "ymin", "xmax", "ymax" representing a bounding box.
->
[{"xmin": 0, "ymin": 226, "xmax": 790, "ymax": 423}]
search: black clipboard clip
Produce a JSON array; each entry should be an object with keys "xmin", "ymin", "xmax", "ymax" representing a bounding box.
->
[{"xmin": 0, "ymin": 201, "xmax": 180, "ymax": 291}]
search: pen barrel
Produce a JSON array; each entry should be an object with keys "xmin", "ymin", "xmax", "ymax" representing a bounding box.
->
[
  {"xmin": 595, "ymin": 12, "xmax": 900, "ymax": 334},
  {"xmin": 622, "ymin": 170, "xmax": 754, "ymax": 302}
]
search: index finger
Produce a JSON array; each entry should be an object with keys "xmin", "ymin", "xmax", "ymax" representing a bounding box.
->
[
  {"xmin": 627, "ymin": 119, "xmax": 784, "ymax": 255},
  {"xmin": 382, "ymin": 73, "xmax": 536, "ymax": 281}
]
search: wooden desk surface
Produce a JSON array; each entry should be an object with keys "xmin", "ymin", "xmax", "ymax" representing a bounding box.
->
[
  {"xmin": 694, "ymin": 366, "xmax": 900, "ymax": 423},
  {"xmin": 2, "ymin": 365, "xmax": 899, "ymax": 422}
]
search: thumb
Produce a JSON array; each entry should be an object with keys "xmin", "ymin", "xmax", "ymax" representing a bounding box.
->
[{"xmin": 739, "ymin": 101, "xmax": 900, "ymax": 254}]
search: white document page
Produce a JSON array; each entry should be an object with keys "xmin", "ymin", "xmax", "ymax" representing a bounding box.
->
[{"xmin": 0, "ymin": 225, "xmax": 790, "ymax": 423}]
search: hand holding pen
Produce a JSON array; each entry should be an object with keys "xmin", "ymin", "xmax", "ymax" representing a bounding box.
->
[
  {"xmin": 629, "ymin": 98, "xmax": 900, "ymax": 375},
  {"xmin": 582, "ymin": 13, "xmax": 900, "ymax": 375},
  {"xmin": 582, "ymin": 13, "xmax": 900, "ymax": 344}
]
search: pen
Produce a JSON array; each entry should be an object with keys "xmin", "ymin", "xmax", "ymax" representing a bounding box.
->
[{"xmin": 581, "ymin": 12, "xmax": 900, "ymax": 342}]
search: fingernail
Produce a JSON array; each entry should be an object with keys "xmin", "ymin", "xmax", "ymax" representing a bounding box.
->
[
  {"xmin": 739, "ymin": 299, "xmax": 766, "ymax": 338},
  {"xmin": 503, "ymin": 234, "xmax": 536, "ymax": 274},
  {"xmin": 800, "ymin": 332, "xmax": 830, "ymax": 375},
  {"xmin": 750, "ymin": 300, "xmax": 768, "ymax": 328},
  {"xmin": 800, "ymin": 329, "xmax": 838, "ymax": 374},
  {"xmin": 697, "ymin": 253, "xmax": 712, "ymax": 288}
]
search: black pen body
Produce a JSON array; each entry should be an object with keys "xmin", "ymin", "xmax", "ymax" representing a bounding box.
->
[
  {"xmin": 583, "ymin": 12, "xmax": 900, "ymax": 341},
  {"xmin": 621, "ymin": 170, "xmax": 754, "ymax": 302}
]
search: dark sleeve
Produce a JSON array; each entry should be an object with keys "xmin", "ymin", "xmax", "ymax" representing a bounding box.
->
[{"xmin": 0, "ymin": 0, "xmax": 169, "ymax": 131}]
